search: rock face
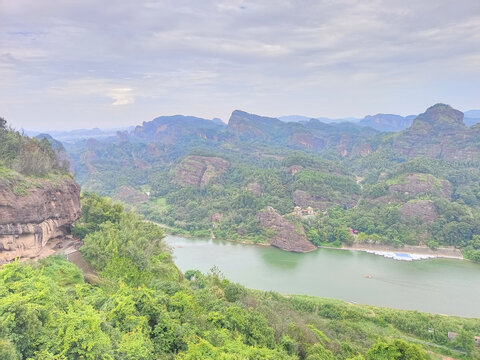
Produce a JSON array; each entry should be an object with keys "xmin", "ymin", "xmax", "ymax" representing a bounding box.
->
[
  {"xmin": 227, "ymin": 110, "xmax": 284, "ymax": 140},
  {"xmin": 0, "ymin": 178, "xmax": 81, "ymax": 263},
  {"xmin": 293, "ymin": 190, "xmax": 326, "ymax": 210},
  {"xmin": 400, "ymin": 200, "xmax": 437, "ymax": 223},
  {"xmin": 175, "ymin": 155, "xmax": 229, "ymax": 188},
  {"xmin": 114, "ymin": 186, "xmax": 148, "ymax": 205},
  {"xmin": 359, "ymin": 114, "xmax": 415, "ymax": 132},
  {"xmin": 257, "ymin": 206, "xmax": 316, "ymax": 253},
  {"xmin": 131, "ymin": 115, "xmax": 225, "ymax": 144},
  {"xmin": 389, "ymin": 173, "xmax": 452, "ymax": 199}
]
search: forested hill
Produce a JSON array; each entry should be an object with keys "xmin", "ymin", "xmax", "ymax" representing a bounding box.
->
[{"xmin": 64, "ymin": 104, "xmax": 480, "ymax": 259}]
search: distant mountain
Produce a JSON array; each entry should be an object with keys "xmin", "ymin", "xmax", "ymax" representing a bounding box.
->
[
  {"xmin": 316, "ymin": 117, "xmax": 361, "ymax": 124},
  {"xmin": 26, "ymin": 127, "xmax": 134, "ymax": 142},
  {"xmin": 279, "ymin": 115, "xmax": 361, "ymax": 124},
  {"xmin": 390, "ymin": 103, "xmax": 480, "ymax": 161},
  {"xmin": 129, "ymin": 115, "xmax": 226, "ymax": 143},
  {"xmin": 359, "ymin": 114, "xmax": 416, "ymax": 132},
  {"xmin": 463, "ymin": 109, "xmax": 480, "ymax": 126},
  {"xmin": 278, "ymin": 115, "xmax": 313, "ymax": 123},
  {"xmin": 211, "ymin": 117, "xmax": 225, "ymax": 125},
  {"xmin": 465, "ymin": 110, "xmax": 480, "ymax": 117},
  {"xmin": 35, "ymin": 133, "xmax": 65, "ymax": 151},
  {"xmin": 228, "ymin": 110, "xmax": 289, "ymax": 141},
  {"xmin": 227, "ymin": 110, "xmax": 377, "ymax": 154}
]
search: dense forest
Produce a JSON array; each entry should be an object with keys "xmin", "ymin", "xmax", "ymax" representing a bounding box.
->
[
  {"xmin": 1, "ymin": 193, "xmax": 479, "ymax": 359},
  {"xmin": 65, "ymin": 105, "xmax": 480, "ymax": 260}
]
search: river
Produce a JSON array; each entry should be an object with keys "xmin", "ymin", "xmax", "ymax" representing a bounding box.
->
[{"xmin": 165, "ymin": 235, "xmax": 480, "ymax": 318}]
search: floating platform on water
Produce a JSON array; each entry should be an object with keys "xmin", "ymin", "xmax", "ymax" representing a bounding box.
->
[{"xmin": 366, "ymin": 251, "xmax": 436, "ymax": 261}]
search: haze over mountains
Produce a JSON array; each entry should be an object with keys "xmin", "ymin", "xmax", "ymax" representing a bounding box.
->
[
  {"xmin": 279, "ymin": 109, "xmax": 480, "ymax": 132},
  {"xmin": 28, "ymin": 107, "xmax": 479, "ymax": 139}
]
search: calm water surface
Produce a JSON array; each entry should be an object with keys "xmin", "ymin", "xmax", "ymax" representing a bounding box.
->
[{"xmin": 165, "ymin": 235, "xmax": 480, "ymax": 318}]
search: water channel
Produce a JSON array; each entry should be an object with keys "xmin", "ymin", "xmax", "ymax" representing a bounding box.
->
[{"xmin": 165, "ymin": 235, "xmax": 480, "ymax": 318}]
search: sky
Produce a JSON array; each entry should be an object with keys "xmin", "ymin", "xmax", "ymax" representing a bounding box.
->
[{"xmin": 1, "ymin": 0, "xmax": 480, "ymax": 130}]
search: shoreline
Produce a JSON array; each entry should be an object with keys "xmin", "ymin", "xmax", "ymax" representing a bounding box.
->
[
  {"xmin": 339, "ymin": 243, "xmax": 464, "ymax": 260},
  {"xmin": 156, "ymin": 222, "xmax": 467, "ymax": 261}
]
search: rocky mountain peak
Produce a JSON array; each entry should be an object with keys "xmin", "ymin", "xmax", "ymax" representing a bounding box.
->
[
  {"xmin": 227, "ymin": 110, "xmax": 283, "ymax": 139},
  {"xmin": 412, "ymin": 103, "xmax": 464, "ymax": 128}
]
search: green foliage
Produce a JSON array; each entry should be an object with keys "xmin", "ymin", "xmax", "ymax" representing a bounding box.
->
[
  {"xmin": 0, "ymin": 124, "xmax": 68, "ymax": 177},
  {"xmin": 72, "ymin": 192, "xmax": 124, "ymax": 239},
  {"xmin": 69, "ymin": 126, "xmax": 480, "ymax": 252},
  {"xmin": 1, "ymin": 197, "xmax": 480, "ymax": 359},
  {"xmin": 366, "ymin": 339, "xmax": 430, "ymax": 360}
]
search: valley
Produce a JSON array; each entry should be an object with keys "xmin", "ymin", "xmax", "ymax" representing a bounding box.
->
[{"xmin": 65, "ymin": 104, "xmax": 480, "ymax": 262}]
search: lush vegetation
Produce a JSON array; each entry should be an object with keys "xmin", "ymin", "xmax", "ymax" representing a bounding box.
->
[
  {"xmin": 0, "ymin": 117, "xmax": 68, "ymax": 177},
  {"xmin": 62, "ymin": 105, "xmax": 480, "ymax": 259},
  {"xmin": 70, "ymin": 136, "xmax": 480, "ymax": 258},
  {"xmin": 2, "ymin": 193, "xmax": 480, "ymax": 359}
]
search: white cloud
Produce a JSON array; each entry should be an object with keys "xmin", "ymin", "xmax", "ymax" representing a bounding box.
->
[
  {"xmin": 109, "ymin": 88, "xmax": 135, "ymax": 106},
  {"xmin": 0, "ymin": 0, "xmax": 479, "ymax": 128}
]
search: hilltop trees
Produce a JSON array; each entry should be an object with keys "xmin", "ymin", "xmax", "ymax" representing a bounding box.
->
[{"xmin": 0, "ymin": 118, "xmax": 69, "ymax": 177}]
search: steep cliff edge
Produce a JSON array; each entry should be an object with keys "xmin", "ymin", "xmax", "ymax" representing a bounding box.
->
[{"xmin": 0, "ymin": 177, "xmax": 81, "ymax": 263}]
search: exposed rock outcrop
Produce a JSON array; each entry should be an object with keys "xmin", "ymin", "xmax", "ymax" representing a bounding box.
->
[
  {"xmin": 257, "ymin": 206, "xmax": 316, "ymax": 253},
  {"xmin": 174, "ymin": 155, "xmax": 229, "ymax": 188},
  {"xmin": 114, "ymin": 185, "xmax": 148, "ymax": 205},
  {"xmin": 0, "ymin": 178, "xmax": 81, "ymax": 263},
  {"xmin": 228, "ymin": 110, "xmax": 283, "ymax": 140},
  {"xmin": 400, "ymin": 200, "xmax": 438, "ymax": 223},
  {"xmin": 293, "ymin": 190, "xmax": 327, "ymax": 210},
  {"xmin": 389, "ymin": 173, "xmax": 452, "ymax": 199}
]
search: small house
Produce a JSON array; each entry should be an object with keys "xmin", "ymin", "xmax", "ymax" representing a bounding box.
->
[{"xmin": 475, "ymin": 336, "xmax": 480, "ymax": 347}]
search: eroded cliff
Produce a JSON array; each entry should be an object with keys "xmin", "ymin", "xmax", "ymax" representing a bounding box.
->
[
  {"xmin": 257, "ymin": 206, "xmax": 316, "ymax": 253},
  {"xmin": 0, "ymin": 177, "xmax": 81, "ymax": 263}
]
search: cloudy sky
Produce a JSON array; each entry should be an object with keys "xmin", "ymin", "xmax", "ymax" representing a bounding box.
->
[{"xmin": 1, "ymin": 0, "xmax": 479, "ymax": 130}]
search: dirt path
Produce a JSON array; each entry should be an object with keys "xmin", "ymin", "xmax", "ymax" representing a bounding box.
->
[{"xmin": 67, "ymin": 250, "xmax": 99, "ymax": 283}]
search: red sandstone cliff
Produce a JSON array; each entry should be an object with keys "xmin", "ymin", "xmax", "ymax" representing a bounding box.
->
[
  {"xmin": 0, "ymin": 177, "xmax": 81, "ymax": 263},
  {"xmin": 257, "ymin": 206, "xmax": 316, "ymax": 253}
]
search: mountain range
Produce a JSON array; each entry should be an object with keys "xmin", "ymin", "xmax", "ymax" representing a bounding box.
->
[
  {"xmin": 279, "ymin": 109, "xmax": 480, "ymax": 132},
  {"xmin": 53, "ymin": 103, "xmax": 480, "ymax": 260}
]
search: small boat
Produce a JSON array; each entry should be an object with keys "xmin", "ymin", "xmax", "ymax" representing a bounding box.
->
[{"xmin": 364, "ymin": 274, "xmax": 372, "ymax": 279}]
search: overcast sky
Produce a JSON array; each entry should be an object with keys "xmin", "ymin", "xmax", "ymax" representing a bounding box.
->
[{"xmin": 1, "ymin": 0, "xmax": 479, "ymax": 130}]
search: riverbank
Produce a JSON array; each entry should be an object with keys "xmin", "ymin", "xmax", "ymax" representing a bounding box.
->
[
  {"xmin": 340, "ymin": 242, "xmax": 463, "ymax": 260},
  {"xmin": 152, "ymin": 221, "xmax": 466, "ymax": 260},
  {"xmin": 166, "ymin": 234, "xmax": 480, "ymax": 318}
]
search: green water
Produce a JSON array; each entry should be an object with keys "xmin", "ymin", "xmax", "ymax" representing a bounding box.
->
[{"xmin": 165, "ymin": 235, "xmax": 480, "ymax": 318}]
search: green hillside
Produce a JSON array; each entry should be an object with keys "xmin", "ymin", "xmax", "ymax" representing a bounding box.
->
[
  {"xmin": 2, "ymin": 194, "xmax": 479, "ymax": 359},
  {"xmin": 65, "ymin": 105, "xmax": 480, "ymax": 260}
]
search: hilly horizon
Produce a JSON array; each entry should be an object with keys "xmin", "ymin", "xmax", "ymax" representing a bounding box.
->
[{"xmin": 24, "ymin": 105, "xmax": 480, "ymax": 138}]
